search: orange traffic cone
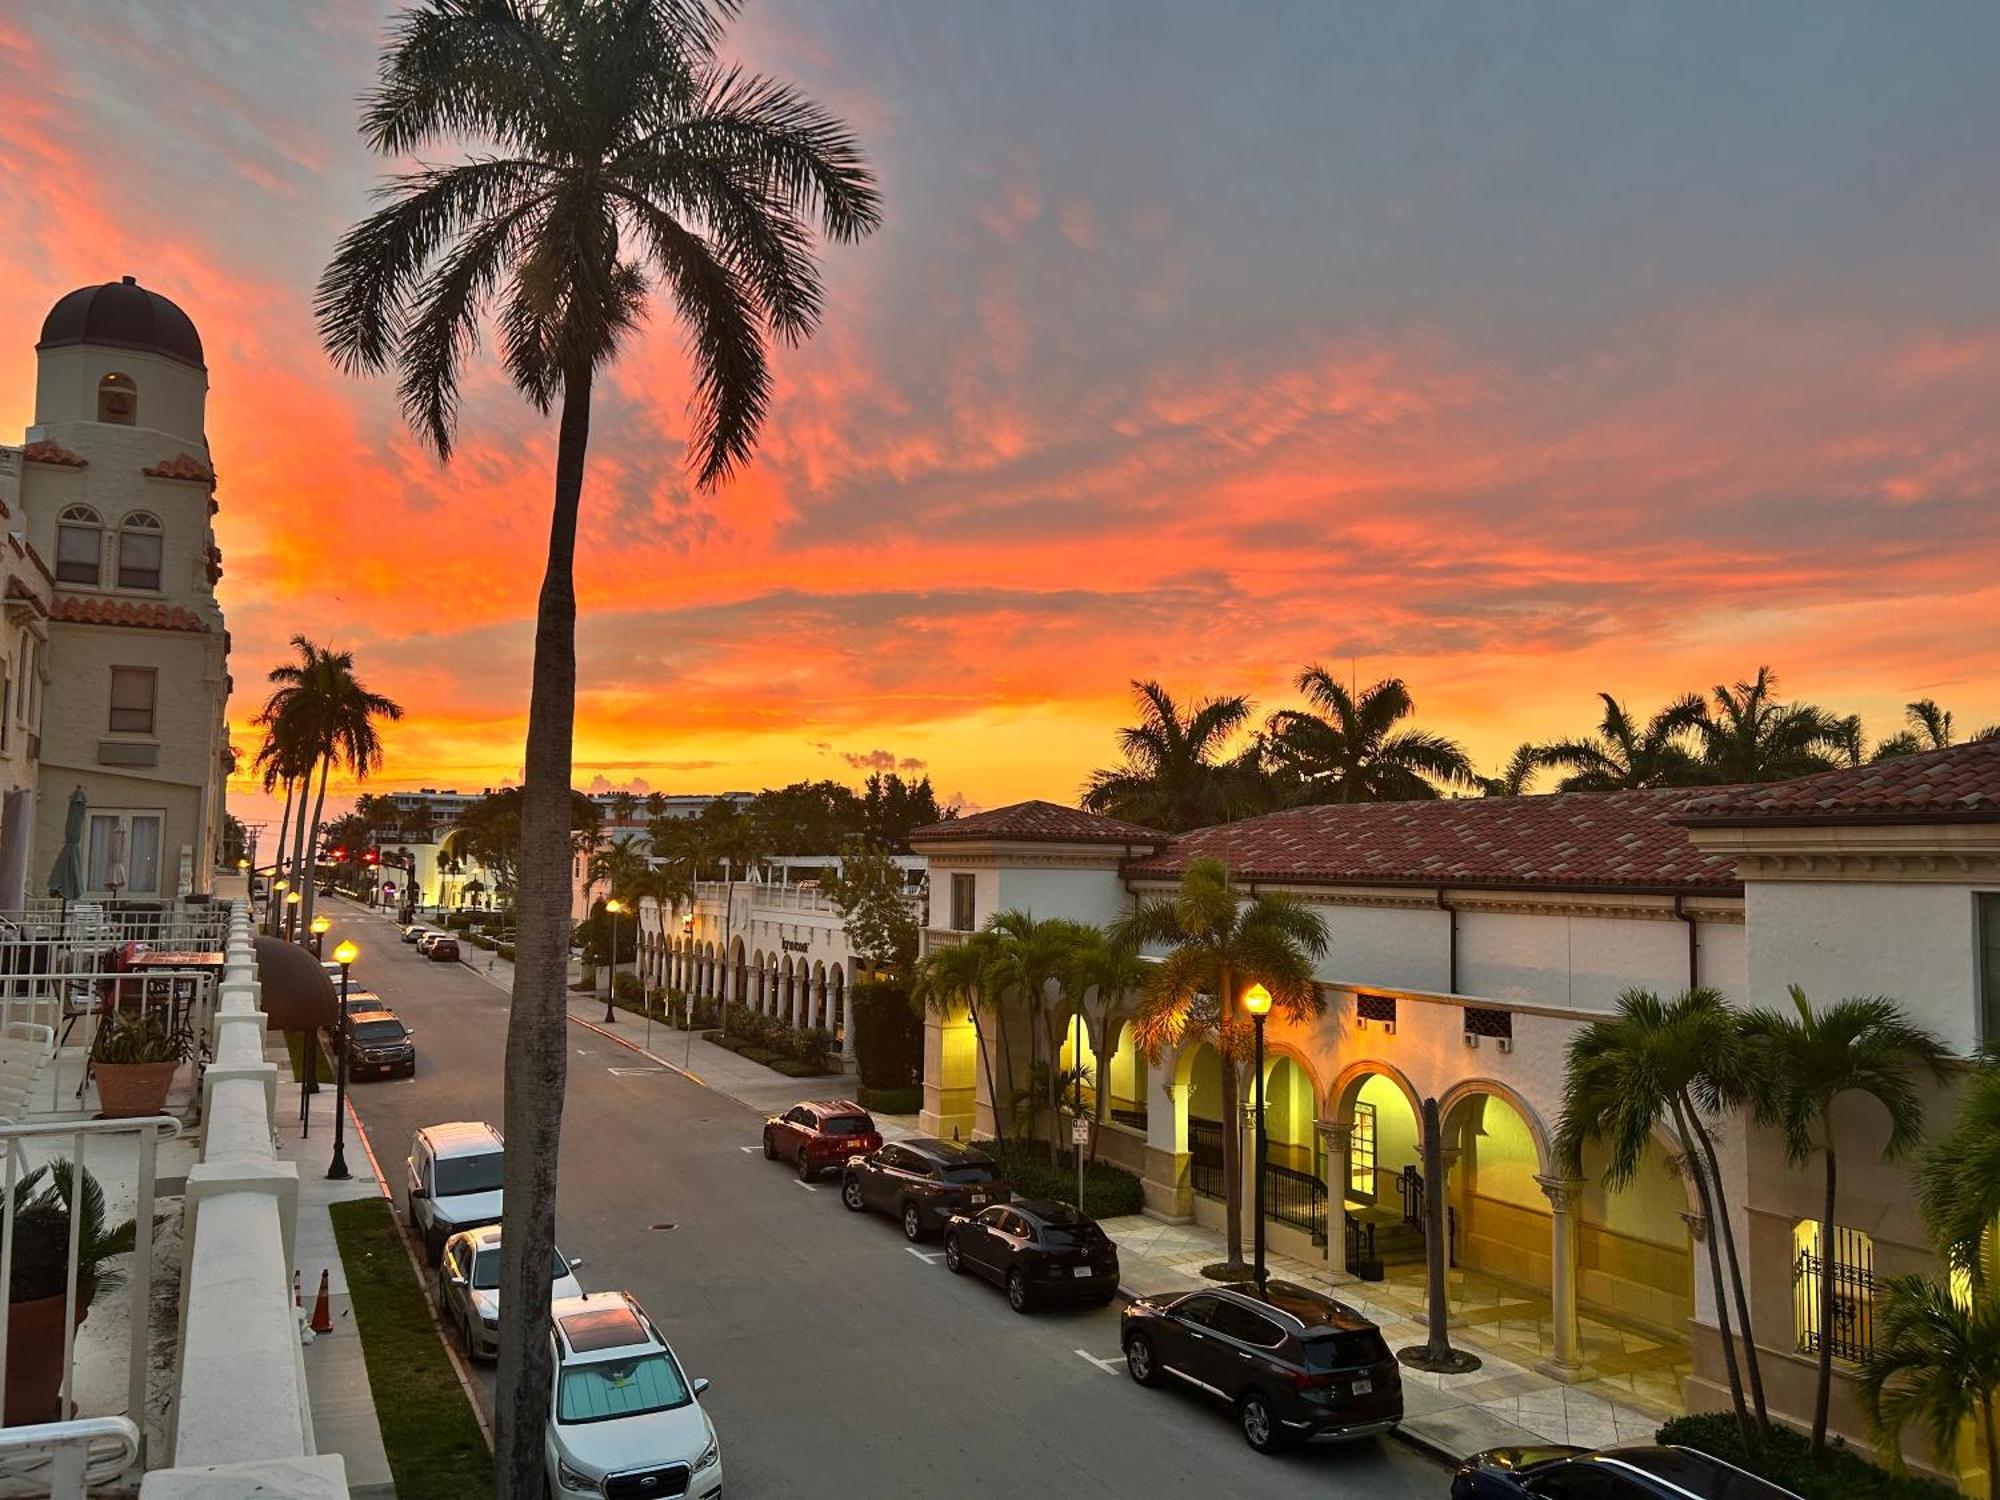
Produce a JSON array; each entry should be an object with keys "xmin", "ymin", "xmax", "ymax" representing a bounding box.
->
[{"xmin": 309, "ymin": 1269, "xmax": 334, "ymax": 1335}]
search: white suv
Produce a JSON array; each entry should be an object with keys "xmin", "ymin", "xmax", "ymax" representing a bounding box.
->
[
  {"xmin": 407, "ymin": 1121, "xmax": 504, "ymax": 1261},
  {"xmin": 546, "ymin": 1292, "xmax": 721, "ymax": 1499}
]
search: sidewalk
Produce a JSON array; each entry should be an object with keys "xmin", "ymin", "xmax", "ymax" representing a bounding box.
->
[{"xmin": 1101, "ymin": 1215, "xmax": 1673, "ymax": 1462}]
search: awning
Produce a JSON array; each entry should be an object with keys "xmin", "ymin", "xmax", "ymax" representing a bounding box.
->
[{"xmin": 253, "ymin": 935, "xmax": 338, "ymax": 1031}]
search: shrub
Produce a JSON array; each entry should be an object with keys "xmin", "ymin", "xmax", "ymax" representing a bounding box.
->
[
  {"xmin": 1655, "ymin": 1415, "xmax": 1957, "ymax": 1500},
  {"xmin": 613, "ymin": 973, "xmax": 643, "ymax": 1003},
  {"xmin": 970, "ymin": 1137, "xmax": 1146, "ymax": 1220},
  {"xmin": 851, "ymin": 979, "xmax": 920, "ymax": 1088},
  {"xmin": 446, "ymin": 912, "xmax": 475, "ymax": 932},
  {"xmin": 770, "ymin": 1057, "xmax": 839, "ymax": 1078},
  {"xmin": 469, "ymin": 933, "xmax": 496, "ymax": 951},
  {"xmin": 497, "ymin": 943, "xmax": 515, "ymax": 961},
  {"xmin": 858, "ymin": 1085, "xmax": 923, "ymax": 1115},
  {"xmin": 739, "ymin": 1046, "xmax": 782, "ymax": 1066},
  {"xmin": 791, "ymin": 1025, "xmax": 836, "ymax": 1069}
]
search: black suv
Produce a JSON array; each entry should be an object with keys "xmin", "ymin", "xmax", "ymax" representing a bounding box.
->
[
  {"xmin": 840, "ymin": 1138, "xmax": 1011, "ymax": 1240},
  {"xmin": 1121, "ymin": 1280, "xmax": 1401, "ymax": 1453},
  {"xmin": 344, "ymin": 1010, "xmax": 416, "ymax": 1079},
  {"xmin": 944, "ymin": 1198, "xmax": 1120, "ymax": 1311},
  {"xmin": 1451, "ymin": 1445, "xmax": 1799, "ymax": 1500}
]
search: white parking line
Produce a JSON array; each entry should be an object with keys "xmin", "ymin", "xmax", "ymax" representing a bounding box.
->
[
  {"xmin": 792, "ymin": 1179, "xmax": 819, "ymax": 1193},
  {"xmin": 904, "ymin": 1246, "xmax": 946, "ymax": 1264},
  {"xmin": 1074, "ymin": 1349, "xmax": 1124, "ymax": 1375},
  {"xmin": 607, "ymin": 1066, "xmax": 666, "ymax": 1076},
  {"xmin": 738, "ymin": 1146, "xmax": 757, "ymax": 1154}
]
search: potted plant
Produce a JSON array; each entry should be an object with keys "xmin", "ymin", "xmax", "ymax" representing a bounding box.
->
[
  {"xmin": 1, "ymin": 1160, "xmax": 135, "ymax": 1422},
  {"xmin": 91, "ymin": 1011, "xmax": 194, "ymax": 1118}
]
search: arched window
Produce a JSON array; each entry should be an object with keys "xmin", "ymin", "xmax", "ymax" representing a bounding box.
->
[
  {"xmin": 117, "ymin": 511, "xmax": 164, "ymax": 590},
  {"xmin": 55, "ymin": 505, "xmax": 103, "ymax": 586},
  {"xmin": 97, "ymin": 372, "xmax": 137, "ymax": 425}
]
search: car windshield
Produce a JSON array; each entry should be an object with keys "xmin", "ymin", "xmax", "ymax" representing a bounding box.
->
[
  {"xmin": 940, "ymin": 1164, "xmax": 995, "ymax": 1184},
  {"xmin": 1304, "ymin": 1329, "xmax": 1393, "ymax": 1370},
  {"xmin": 353, "ymin": 1021, "xmax": 406, "ymax": 1043},
  {"xmin": 822, "ymin": 1116, "xmax": 871, "ymax": 1136},
  {"xmin": 434, "ymin": 1150, "xmax": 503, "ymax": 1196},
  {"xmin": 557, "ymin": 1353, "xmax": 689, "ymax": 1424},
  {"xmin": 470, "ymin": 1247, "xmax": 571, "ymax": 1290}
]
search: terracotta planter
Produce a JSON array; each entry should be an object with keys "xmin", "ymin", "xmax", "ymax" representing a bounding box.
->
[
  {"xmin": 4, "ymin": 1292, "xmax": 88, "ymax": 1424},
  {"xmin": 95, "ymin": 1059, "xmax": 177, "ymax": 1118}
]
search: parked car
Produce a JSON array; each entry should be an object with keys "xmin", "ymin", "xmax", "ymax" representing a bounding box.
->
[
  {"xmin": 408, "ymin": 1120, "xmax": 505, "ymax": 1260},
  {"xmin": 944, "ymin": 1198, "xmax": 1120, "ymax": 1311},
  {"xmin": 427, "ymin": 937, "xmax": 461, "ymax": 963},
  {"xmin": 415, "ymin": 931, "xmax": 445, "ymax": 954},
  {"xmin": 840, "ymin": 1138, "xmax": 1010, "ymax": 1241},
  {"xmin": 345, "ymin": 1011, "xmax": 416, "ymax": 1080},
  {"xmin": 342, "ymin": 988, "xmax": 386, "ymax": 1018},
  {"xmin": 545, "ymin": 1291, "xmax": 721, "ymax": 1500},
  {"xmin": 401, "ymin": 923, "xmax": 431, "ymax": 945},
  {"xmin": 438, "ymin": 1224, "xmax": 582, "ymax": 1360},
  {"xmin": 1451, "ymin": 1445, "xmax": 1799, "ymax": 1500},
  {"xmin": 1121, "ymin": 1280, "xmax": 1402, "ymax": 1453},
  {"xmin": 761, "ymin": 1099, "xmax": 881, "ymax": 1181}
]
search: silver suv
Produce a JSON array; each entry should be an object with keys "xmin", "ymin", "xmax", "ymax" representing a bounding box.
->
[
  {"xmin": 407, "ymin": 1121, "xmax": 504, "ymax": 1261},
  {"xmin": 545, "ymin": 1292, "xmax": 721, "ymax": 1499}
]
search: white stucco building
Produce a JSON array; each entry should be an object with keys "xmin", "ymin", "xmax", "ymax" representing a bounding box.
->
[{"xmin": 9, "ymin": 277, "xmax": 229, "ymax": 901}]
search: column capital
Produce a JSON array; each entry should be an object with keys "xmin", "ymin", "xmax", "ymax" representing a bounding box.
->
[
  {"xmin": 1535, "ymin": 1173, "xmax": 1585, "ymax": 1213},
  {"xmin": 1162, "ymin": 1080, "xmax": 1191, "ymax": 1101},
  {"xmin": 1314, "ymin": 1118, "xmax": 1354, "ymax": 1153},
  {"xmin": 1679, "ymin": 1209, "xmax": 1709, "ymax": 1243}
]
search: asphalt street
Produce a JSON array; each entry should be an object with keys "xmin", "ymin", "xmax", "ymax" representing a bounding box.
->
[{"xmin": 327, "ymin": 899, "xmax": 1449, "ymax": 1499}]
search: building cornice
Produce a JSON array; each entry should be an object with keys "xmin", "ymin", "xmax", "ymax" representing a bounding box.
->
[
  {"xmin": 1687, "ymin": 822, "xmax": 2000, "ymax": 883},
  {"xmin": 1123, "ymin": 875, "xmax": 1745, "ymax": 924},
  {"xmin": 934, "ymin": 843, "xmax": 1137, "ymax": 871}
]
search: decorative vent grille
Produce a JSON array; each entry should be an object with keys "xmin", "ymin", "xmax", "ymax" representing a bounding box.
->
[
  {"xmin": 1355, "ymin": 993, "xmax": 1397, "ymax": 1026},
  {"xmin": 1464, "ymin": 1006, "xmax": 1513, "ymax": 1039}
]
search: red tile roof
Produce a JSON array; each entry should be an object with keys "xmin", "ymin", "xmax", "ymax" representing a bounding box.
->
[
  {"xmin": 1681, "ymin": 740, "xmax": 2000, "ymax": 826},
  {"xmin": 143, "ymin": 451, "xmax": 214, "ymax": 483},
  {"xmin": 21, "ymin": 440, "xmax": 85, "ymax": 468},
  {"xmin": 52, "ymin": 595, "xmax": 211, "ymax": 632},
  {"xmin": 1124, "ymin": 787, "xmax": 1740, "ymax": 894},
  {"xmin": 911, "ymin": 799, "xmax": 1168, "ymax": 847}
]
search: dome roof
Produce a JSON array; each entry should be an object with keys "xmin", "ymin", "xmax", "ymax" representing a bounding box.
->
[{"xmin": 38, "ymin": 276, "xmax": 204, "ymax": 370}]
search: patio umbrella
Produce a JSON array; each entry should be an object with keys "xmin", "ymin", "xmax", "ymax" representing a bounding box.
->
[
  {"xmin": 104, "ymin": 824, "xmax": 129, "ymax": 901},
  {"xmin": 46, "ymin": 786, "xmax": 86, "ymax": 923}
]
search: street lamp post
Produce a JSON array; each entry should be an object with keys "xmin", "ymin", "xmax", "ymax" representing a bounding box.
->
[
  {"xmin": 603, "ymin": 899, "xmax": 625, "ymax": 1024},
  {"xmin": 328, "ymin": 939, "xmax": 359, "ymax": 1180},
  {"xmin": 310, "ymin": 913, "xmax": 330, "ymax": 959},
  {"xmin": 285, "ymin": 888, "xmax": 302, "ymax": 944},
  {"xmin": 1243, "ymin": 982, "xmax": 1273, "ymax": 1291},
  {"xmin": 270, "ymin": 877, "xmax": 288, "ymax": 938}
]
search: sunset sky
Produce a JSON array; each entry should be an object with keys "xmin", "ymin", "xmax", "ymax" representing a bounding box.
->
[{"xmin": 5, "ymin": 2, "xmax": 1999, "ymax": 825}]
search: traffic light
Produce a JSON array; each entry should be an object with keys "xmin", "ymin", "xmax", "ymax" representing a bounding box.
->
[
  {"xmin": 330, "ymin": 846, "xmax": 347, "ymax": 862},
  {"xmin": 364, "ymin": 848, "xmax": 380, "ymax": 866}
]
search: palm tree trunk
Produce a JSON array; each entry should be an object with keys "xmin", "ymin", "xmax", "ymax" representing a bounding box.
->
[
  {"xmin": 991, "ymin": 983, "xmax": 1019, "ymax": 1143},
  {"xmin": 1811, "ymin": 1146, "xmax": 1836, "ymax": 1457},
  {"xmin": 495, "ymin": 365, "xmax": 591, "ymax": 1500},
  {"xmin": 268, "ymin": 776, "xmax": 296, "ymax": 935},
  {"xmin": 1218, "ymin": 961, "xmax": 1245, "ymax": 1270},
  {"xmin": 1684, "ymin": 1100, "xmax": 1769, "ymax": 1429},
  {"xmin": 298, "ymin": 756, "xmax": 332, "ymax": 936},
  {"xmin": 288, "ymin": 755, "xmax": 320, "ymax": 930},
  {"xmin": 1980, "ymin": 1396, "xmax": 1997, "ymax": 1500},
  {"xmin": 1672, "ymin": 1100, "xmax": 1753, "ymax": 1447}
]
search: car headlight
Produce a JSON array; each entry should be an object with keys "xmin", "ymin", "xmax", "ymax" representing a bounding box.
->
[
  {"xmin": 695, "ymin": 1435, "xmax": 720, "ymax": 1472},
  {"xmin": 556, "ymin": 1456, "xmax": 599, "ymax": 1494}
]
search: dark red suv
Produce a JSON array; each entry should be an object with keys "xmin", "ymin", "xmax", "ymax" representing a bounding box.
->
[{"xmin": 762, "ymin": 1099, "xmax": 882, "ymax": 1181}]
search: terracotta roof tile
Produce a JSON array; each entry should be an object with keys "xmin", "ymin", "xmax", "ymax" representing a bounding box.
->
[
  {"xmin": 1680, "ymin": 740, "xmax": 2000, "ymax": 826},
  {"xmin": 51, "ymin": 594, "xmax": 211, "ymax": 632},
  {"xmin": 21, "ymin": 440, "xmax": 86, "ymax": 468},
  {"xmin": 142, "ymin": 451, "xmax": 215, "ymax": 483},
  {"xmin": 911, "ymin": 799, "xmax": 1169, "ymax": 847},
  {"xmin": 1124, "ymin": 787, "xmax": 1739, "ymax": 893}
]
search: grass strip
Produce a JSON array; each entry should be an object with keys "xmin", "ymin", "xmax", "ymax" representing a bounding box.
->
[
  {"xmin": 282, "ymin": 1027, "xmax": 332, "ymax": 1084},
  {"xmin": 329, "ymin": 1196, "xmax": 494, "ymax": 1499}
]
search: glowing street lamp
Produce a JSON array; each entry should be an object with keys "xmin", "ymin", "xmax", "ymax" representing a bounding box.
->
[
  {"xmin": 603, "ymin": 898, "xmax": 626, "ymax": 1023},
  {"xmin": 1243, "ymin": 982, "xmax": 1273, "ymax": 1290},
  {"xmin": 328, "ymin": 939, "xmax": 359, "ymax": 1180},
  {"xmin": 310, "ymin": 913, "xmax": 331, "ymax": 958},
  {"xmin": 285, "ymin": 888, "xmax": 302, "ymax": 944},
  {"xmin": 270, "ymin": 876, "xmax": 289, "ymax": 937}
]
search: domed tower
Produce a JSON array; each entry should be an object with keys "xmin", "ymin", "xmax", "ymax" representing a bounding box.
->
[{"xmin": 14, "ymin": 275, "xmax": 230, "ymax": 901}]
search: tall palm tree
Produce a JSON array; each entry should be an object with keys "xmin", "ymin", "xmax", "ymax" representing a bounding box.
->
[
  {"xmin": 1532, "ymin": 692, "xmax": 1707, "ymax": 792},
  {"xmin": 1872, "ymin": 699, "xmax": 2000, "ymax": 762},
  {"xmin": 1082, "ymin": 680, "xmax": 1259, "ymax": 832},
  {"xmin": 318, "ymin": 5, "xmax": 877, "ymax": 1485},
  {"xmin": 1740, "ymin": 987, "xmax": 1951, "ymax": 1456},
  {"xmin": 913, "ymin": 931, "xmax": 1009, "ymax": 1139},
  {"xmin": 588, "ymin": 834, "xmax": 651, "ymax": 907},
  {"xmin": 1556, "ymin": 988, "xmax": 1764, "ymax": 1442},
  {"xmin": 1476, "ymin": 743, "xmax": 1543, "ymax": 797},
  {"xmin": 608, "ymin": 790, "xmax": 639, "ymax": 828},
  {"xmin": 1858, "ymin": 1274, "xmax": 2000, "ymax": 1499},
  {"xmin": 1110, "ymin": 858, "xmax": 1329, "ymax": 1271},
  {"xmin": 1691, "ymin": 667, "xmax": 1849, "ymax": 783},
  {"xmin": 1917, "ymin": 1048, "xmax": 2000, "ymax": 1292},
  {"xmin": 1260, "ymin": 668, "xmax": 1475, "ymax": 803},
  {"xmin": 251, "ymin": 723, "xmax": 313, "ymax": 915}
]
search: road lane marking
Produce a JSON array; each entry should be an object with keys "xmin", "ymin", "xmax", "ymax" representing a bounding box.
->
[
  {"xmin": 738, "ymin": 1146, "xmax": 757, "ymax": 1154},
  {"xmin": 792, "ymin": 1179, "xmax": 819, "ymax": 1193},
  {"xmin": 1074, "ymin": 1349, "xmax": 1124, "ymax": 1375},
  {"xmin": 608, "ymin": 1066, "xmax": 667, "ymax": 1076},
  {"xmin": 905, "ymin": 1247, "xmax": 946, "ymax": 1264}
]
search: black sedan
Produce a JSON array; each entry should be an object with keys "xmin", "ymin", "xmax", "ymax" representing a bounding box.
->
[
  {"xmin": 839, "ymin": 1138, "xmax": 1010, "ymax": 1240},
  {"xmin": 343, "ymin": 1011, "xmax": 416, "ymax": 1079},
  {"xmin": 1121, "ymin": 1280, "xmax": 1401, "ymax": 1453},
  {"xmin": 1452, "ymin": 1445, "xmax": 1798, "ymax": 1500},
  {"xmin": 943, "ymin": 1199, "xmax": 1119, "ymax": 1312}
]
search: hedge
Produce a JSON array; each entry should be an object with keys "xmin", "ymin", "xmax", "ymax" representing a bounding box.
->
[
  {"xmin": 469, "ymin": 933, "xmax": 496, "ymax": 951},
  {"xmin": 971, "ymin": 1138, "xmax": 1147, "ymax": 1219},
  {"xmin": 851, "ymin": 979, "xmax": 921, "ymax": 1088},
  {"xmin": 497, "ymin": 943, "xmax": 515, "ymax": 961},
  {"xmin": 770, "ymin": 1057, "xmax": 840, "ymax": 1078},
  {"xmin": 858, "ymin": 1085, "xmax": 923, "ymax": 1115},
  {"xmin": 1655, "ymin": 1415, "xmax": 1957, "ymax": 1500}
]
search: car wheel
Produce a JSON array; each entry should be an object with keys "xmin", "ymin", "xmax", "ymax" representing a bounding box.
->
[
  {"xmin": 1239, "ymin": 1390, "xmax": 1285, "ymax": 1453},
  {"xmin": 1006, "ymin": 1267, "xmax": 1032, "ymax": 1314},
  {"xmin": 944, "ymin": 1234, "xmax": 965, "ymax": 1274},
  {"xmin": 901, "ymin": 1201, "xmax": 925, "ymax": 1241},
  {"xmin": 796, "ymin": 1148, "xmax": 814, "ymax": 1182},
  {"xmin": 762, "ymin": 1130, "xmax": 777, "ymax": 1160},
  {"xmin": 841, "ymin": 1176, "xmax": 865, "ymax": 1212},
  {"xmin": 1125, "ymin": 1333, "xmax": 1159, "ymax": 1386}
]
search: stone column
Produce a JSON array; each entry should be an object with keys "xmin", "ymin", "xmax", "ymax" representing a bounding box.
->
[
  {"xmin": 1141, "ymin": 1081, "xmax": 1195, "ymax": 1221},
  {"xmin": 839, "ymin": 980, "xmax": 856, "ymax": 1064},
  {"xmin": 1536, "ymin": 1173, "xmax": 1586, "ymax": 1380},
  {"xmin": 1316, "ymin": 1120, "xmax": 1353, "ymax": 1277}
]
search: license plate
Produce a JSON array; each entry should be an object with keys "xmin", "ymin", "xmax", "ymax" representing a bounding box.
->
[
  {"xmin": 969, "ymin": 1194, "xmax": 986, "ymax": 1205},
  {"xmin": 1072, "ymin": 1266, "xmax": 1093, "ymax": 1278},
  {"xmin": 1352, "ymin": 1379, "xmax": 1371, "ymax": 1395}
]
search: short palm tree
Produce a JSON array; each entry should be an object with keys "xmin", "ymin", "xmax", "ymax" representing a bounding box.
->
[
  {"xmin": 1260, "ymin": 668, "xmax": 1475, "ymax": 803},
  {"xmin": 1082, "ymin": 680, "xmax": 1259, "ymax": 832},
  {"xmin": 984, "ymin": 911, "xmax": 1094, "ymax": 1158},
  {"xmin": 588, "ymin": 834, "xmax": 651, "ymax": 907},
  {"xmin": 1740, "ymin": 987, "xmax": 1951, "ymax": 1456},
  {"xmin": 913, "ymin": 931, "xmax": 1008, "ymax": 1138},
  {"xmin": 1110, "ymin": 858, "xmax": 1329, "ymax": 1271},
  {"xmin": 1062, "ymin": 931, "xmax": 1146, "ymax": 1160},
  {"xmin": 318, "ymin": 5, "xmax": 877, "ymax": 1485},
  {"xmin": 1872, "ymin": 699, "xmax": 2000, "ymax": 761},
  {"xmin": 1533, "ymin": 692, "xmax": 1707, "ymax": 792},
  {"xmin": 1476, "ymin": 743, "xmax": 1543, "ymax": 797},
  {"xmin": 1858, "ymin": 1274, "xmax": 2000, "ymax": 1498},
  {"xmin": 1692, "ymin": 667, "xmax": 1848, "ymax": 783},
  {"xmin": 1917, "ymin": 1048, "xmax": 2000, "ymax": 1291}
]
